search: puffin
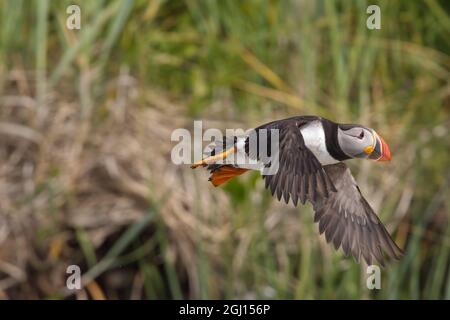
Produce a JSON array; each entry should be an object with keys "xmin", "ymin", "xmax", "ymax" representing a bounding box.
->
[{"xmin": 191, "ymin": 115, "xmax": 403, "ymax": 266}]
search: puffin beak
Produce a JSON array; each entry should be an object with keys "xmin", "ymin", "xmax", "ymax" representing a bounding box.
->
[{"xmin": 368, "ymin": 131, "xmax": 391, "ymax": 161}]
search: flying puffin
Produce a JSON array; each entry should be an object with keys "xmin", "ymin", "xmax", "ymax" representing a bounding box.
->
[{"xmin": 191, "ymin": 115, "xmax": 403, "ymax": 266}]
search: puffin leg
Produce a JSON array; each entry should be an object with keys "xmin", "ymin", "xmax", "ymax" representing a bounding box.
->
[
  {"xmin": 209, "ymin": 166, "xmax": 249, "ymax": 187},
  {"xmin": 191, "ymin": 146, "xmax": 236, "ymax": 169}
]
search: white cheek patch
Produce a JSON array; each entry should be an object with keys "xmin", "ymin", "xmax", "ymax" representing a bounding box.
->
[{"xmin": 300, "ymin": 121, "xmax": 340, "ymax": 165}]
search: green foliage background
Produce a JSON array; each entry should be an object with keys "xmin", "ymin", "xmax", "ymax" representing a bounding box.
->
[{"xmin": 0, "ymin": 0, "xmax": 448, "ymax": 299}]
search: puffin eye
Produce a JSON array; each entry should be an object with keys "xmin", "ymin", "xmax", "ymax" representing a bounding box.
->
[{"xmin": 358, "ymin": 131, "xmax": 364, "ymax": 139}]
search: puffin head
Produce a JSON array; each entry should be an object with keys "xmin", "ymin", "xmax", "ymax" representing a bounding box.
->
[{"xmin": 337, "ymin": 124, "xmax": 391, "ymax": 161}]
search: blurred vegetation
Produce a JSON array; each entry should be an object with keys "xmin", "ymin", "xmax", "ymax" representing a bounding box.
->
[{"xmin": 0, "ymin": 0, "xmax": 449, "ymax": 299}]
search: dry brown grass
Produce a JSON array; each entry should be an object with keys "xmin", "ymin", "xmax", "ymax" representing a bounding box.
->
[
  {"xmin": 0, "ymin": 68, "xmax": 239, "ymax": 298},
  {"xmin": 0, "ymin": 0, "xmax": 449, "ymax": 299},
  {"xmin": 1, "ymin": 65, "xmax": 448, "ymax": 299},
  {"xmin": 1, "ymin": 61, "xmax": 448, "ymax": 299}
]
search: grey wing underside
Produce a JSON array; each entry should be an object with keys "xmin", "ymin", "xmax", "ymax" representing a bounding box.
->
[{"xmin": 312, "ymin": 163, "xmax": 403, "ymax": 266}]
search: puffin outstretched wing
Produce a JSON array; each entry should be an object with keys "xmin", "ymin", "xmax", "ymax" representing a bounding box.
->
[
  {"xmin": 260, "ymin": 119, "xmax": 336, "ymax": 206},
  {"xmin": 312, "ymin": 162, "xmax": 403, "ymax": 266}
]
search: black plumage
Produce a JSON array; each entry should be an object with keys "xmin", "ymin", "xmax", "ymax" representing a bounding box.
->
[{"xmin": 258, "ymin": 118, "xmax": 336, "ymax": 204}]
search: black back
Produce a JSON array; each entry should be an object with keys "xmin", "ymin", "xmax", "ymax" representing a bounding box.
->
[{"xmin": 255, "ymin": 115, "xmax": 351, "ymax": 162}]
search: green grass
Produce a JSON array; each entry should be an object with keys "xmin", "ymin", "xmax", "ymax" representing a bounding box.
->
[{"xmin": 0, "ymin": 0, "xmax": 449, "ymax": 299}]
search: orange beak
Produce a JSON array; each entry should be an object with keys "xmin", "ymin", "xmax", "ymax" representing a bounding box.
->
[
  {"xmin": 367, "ymin": 132, "xmax": 391, "ymax": 162},
  {"xmin": 377, "ymin": 135, "xmax": 391, "ymax": 161}
]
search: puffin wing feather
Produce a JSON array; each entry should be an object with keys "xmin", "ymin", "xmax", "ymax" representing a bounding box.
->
[
  {"xmin": 258, "ymin": 119, "xmax": 336, "ymax": 205},
  {"xmin": 312, "ymin": 162, "xmax": 403, "ymax": 266}
]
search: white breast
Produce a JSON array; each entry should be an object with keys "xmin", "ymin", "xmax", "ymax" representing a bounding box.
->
[{"xmin": 300, "ymin": 121, "xmax": 339, "ymax": 165}]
